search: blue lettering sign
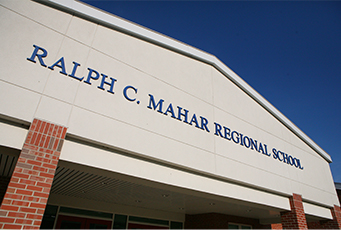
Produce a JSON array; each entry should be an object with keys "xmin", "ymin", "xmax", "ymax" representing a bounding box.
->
[
  {"xmin": 98, "ymin": 74, "xmax": 117, "ymax": 94},
  {"xmin": 27, "ymin": 44, "xmax": 48, "ymax": 67},
  {"xmin": 231, "ymin": 131, "xmax": 240, "ymax": 144},
  {"xmin": 48, "ymin": 57, "xmax": 67, "ymax": 75},
  {"xmin": 147, "ymin": 94, "xmax": 209, "ymax": 133},
  {"xmin": 272, "ymin": 148, "xmax": 303, "ymax": 170},
  {"xmin": 123, "ymin": 86, "xmax": 138, "ymax": 102},
  {"xmin": 147, "ymin": 94, "xmax": 164, "ymax": 113},
  {"xmin": 164, "ymin": 103, "xmax": 176, "ymax": 118},
  {"xmin": 177, "ymin": 106, "xmax": 189, "ymax": 123},
  {"xmin": 27, "ymin": 44, "xmax": 304, "ymax": 170},
  {"xmin": 69, "ymin": 61, "xmax": 83, "ymax": 81}
]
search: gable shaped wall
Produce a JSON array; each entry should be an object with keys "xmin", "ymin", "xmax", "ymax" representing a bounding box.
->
[{"xmin": 0, "ymin": 0, "xmax": 338, "ymax": 211}]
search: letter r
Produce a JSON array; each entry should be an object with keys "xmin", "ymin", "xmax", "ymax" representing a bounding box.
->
[{"xmin": 27, "ymin": 45, "xmax": 48, "ymax": 67}]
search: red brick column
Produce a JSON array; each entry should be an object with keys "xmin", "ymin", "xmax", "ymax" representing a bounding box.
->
[
  {"xmin": 320, "ymin": 205, "xmax": 341, "ymax": 229},
  {"xmin": 271, "ymin": 223, "xmax": 283, "ymax": 229},
  {"xmin": 0, "ymin": 119, "xmax": 67, "ymax": 229},
  {"xmin": 280, "ymin": 193, "xmax": 308, "ymax": 229}
]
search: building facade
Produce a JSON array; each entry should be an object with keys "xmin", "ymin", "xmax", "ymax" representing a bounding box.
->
[{"xmin": 0, "ymin": 0, "xmax": 340, "ymax": 229}]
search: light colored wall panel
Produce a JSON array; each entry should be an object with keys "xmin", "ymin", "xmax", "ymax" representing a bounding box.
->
[
  {"xmin": 210, "ymin": 69, "xmax": 340, "ymax": 207},
  {"xmin": 215, "ymin": 154, "xmax": 293, "ymax": 196},
  {"xmin": 213, "ymin": 103, "xmax": 293, "ymax": 181},
  {"xmin": 66, "ymin": 16, "xmax": 98, "ymax": 46},
  {"xmin": 0, "ymin": 122, "xmax": 28, "ymax": 150},
  {"xmin": 92, "ymin": 25, "xmax": 213, "ymax": 104},
  {"xmin": 34, "ymin": 96, "xmax": 72, "ymax": 126},
  {"xmin": 297, "ymin": 160, "xmax": 339, "ymax": 205},
  {"xmin": 300, "ymin": 183, "xmax": 339, "ymax": 209},
  {"xmin": 42, "ymin": 38, "xmax": 91, "ymax": 103},
  {"xmin": 73, "ymin": 48, "xmax": 215, "ymax": 153},
  {"xmin": 0, "ymin": 80, "xmax": 41, "ymax": 122},
  {"xmin": 67, "ymin": 106, "xmax": 216, "ymax": 173},
  {"xmin": 289, "ymin": 128, "xmax": 321, "ymax": 158},
  {"xmin": 0, "ymin": 0, "xmax": 72, "ymax": 34},
  {"xmin": 256, "ymin": 130, "xmax": 294, "ymax": 182},
  {"xmin": 211, "ymin": 68, "xmax": 285, "ymax": 142},
  {"xmin": 303, "ymin": 202, "xmax": 332, "ymax": 220},
  {"xmin": 0, "ymin": 4, "xmax": 65, "ymax": 94}
]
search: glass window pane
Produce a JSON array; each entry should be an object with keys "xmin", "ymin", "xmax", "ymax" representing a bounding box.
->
[
  {"xmin": 228, "ymin": 224, "xmax": 239, "ymax": 229},
  {"xmin": 59, "ymin": 207, "xmax": 112, "ymax": 219},
  {"xmin": 113, "ymin": 214, "xmax": 127, "ymax": 229},
  {"xmin": 89, "ymin": 223, "xmax": 109, "ymax": 229},
  {"xmin": 170, "ymin": 221, "xmax": 183, "ymax": 229},
  {"xmin": 41, "ymin": 205, "xmax": 58, "ymax": 229},
  {"xmin": 60, "ymin": 220, "xmax": 82, "ymax": 229},
  {"xmin": 129, "ymin": 216, "xmax": 169, "ymax": 226}
]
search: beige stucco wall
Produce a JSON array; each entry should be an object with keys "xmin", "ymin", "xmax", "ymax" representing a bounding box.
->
[{"xmin": 0, "ymin": 0, "xmax": 338, "ymax": 217}]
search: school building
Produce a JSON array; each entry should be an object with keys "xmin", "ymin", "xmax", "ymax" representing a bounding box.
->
[{"xmin": 0, "ymin": 0, "xmax": 340, "ymax": 229}]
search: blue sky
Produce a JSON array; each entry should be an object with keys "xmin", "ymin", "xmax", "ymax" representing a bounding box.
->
[{"xmin": 81, "ymin": 1, "xmax": 341, "ymax": 183}]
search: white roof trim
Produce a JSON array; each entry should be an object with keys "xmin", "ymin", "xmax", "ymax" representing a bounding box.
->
[{"xmin": 38, "ymin": 0, "xmax": 332, "ymax": 163}]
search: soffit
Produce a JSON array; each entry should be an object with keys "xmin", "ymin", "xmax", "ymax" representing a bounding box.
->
[{"xmin": 50, "ymin": 160, "xmax": 283, "ymax": 222}]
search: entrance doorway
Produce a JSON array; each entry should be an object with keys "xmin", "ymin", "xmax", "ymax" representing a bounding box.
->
[{"xmin": 56, "ymin": 215, "xmax": 112, "ymax": 229}]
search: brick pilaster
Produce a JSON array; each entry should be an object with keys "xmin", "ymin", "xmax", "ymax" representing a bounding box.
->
[
  {"xmin": 331, "ymin": 205, "xmax": 341, "ymax": 229},
  {"xmin": 0, "ymin": 119, "xmax": 67, "ymax": 229},
  {"xmin": 280, "ymin": 193, "xmax": 308, "ymax": 229}
]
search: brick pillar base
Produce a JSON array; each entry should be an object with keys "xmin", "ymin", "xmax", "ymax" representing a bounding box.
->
[
  {"xmin": 280, "ymin": 193, "xmax": 308, "ymax": 229},
  {"xmin": 307, "ymin": 221, "xmax": 322, "ymax": 229},
  {"xmin": 0, "ymin": 119, "xmax": 67, "ymax": 229},
  {"xmin": 271, "ymin": 223, "xmax": 283, "ymax": 229}
]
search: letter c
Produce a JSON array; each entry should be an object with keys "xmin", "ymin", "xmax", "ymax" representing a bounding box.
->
[{"xmin": 123, "ymin": 85, "xmax": 138, "ymax": 102}]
